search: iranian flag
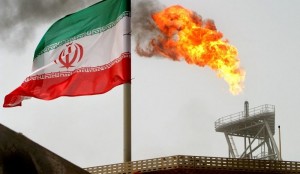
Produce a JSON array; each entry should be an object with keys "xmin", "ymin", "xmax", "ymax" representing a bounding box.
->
[{"xmin": 3, "ymin": 0, "xmax": 131, "ymax": 107}]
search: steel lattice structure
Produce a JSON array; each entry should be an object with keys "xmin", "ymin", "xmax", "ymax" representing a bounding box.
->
[{"xmin": 215, "ymin": 102, "xmax": 281, "ymax": 160}]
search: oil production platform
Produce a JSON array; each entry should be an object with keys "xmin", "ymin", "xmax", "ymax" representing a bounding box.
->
[
  {"xmin": 215, "ymin": 101, "xmax": 280, "ymax": 161},
  {"xmin": 85, "ymin": 102, "xmax": 299, "ymax": 174},
  {"xmin": 1, "ymin": 102, "xmax": 300, "ymax": 174}
]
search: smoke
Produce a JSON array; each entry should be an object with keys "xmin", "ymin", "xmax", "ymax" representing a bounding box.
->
[
  {"xmin": 0, "ymin": 0, "xmax": 99, "ymax": 49},
  {"xmin": 131, "ymin": 0, "xmax": 165, "ymax": 58},
  {"xmin": 2, "ymin": 0, "xmax": 168, "ymax": 52}
]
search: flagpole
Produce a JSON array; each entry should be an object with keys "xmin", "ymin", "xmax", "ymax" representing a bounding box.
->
[
  {"xmin": 124, "ymin": 84, "xmax": 131, "ymax": 162},
  {"xmin": 124, "ymin": 0, "xmax": 131, "ymax": 163}
]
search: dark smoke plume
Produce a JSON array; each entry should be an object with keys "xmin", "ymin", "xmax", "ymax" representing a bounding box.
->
[
  {"xmin": 131, "ymin": 0, "xmax": 165, "ymax": 58},
  {"xmin": 0, "ymin": 0, "xmax": 99, "ymax": 50}
]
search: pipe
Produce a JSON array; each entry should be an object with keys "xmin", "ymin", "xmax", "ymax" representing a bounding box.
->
[
  {"xmin": 278, "ymin": 125, "xmax": 282, "ymax": 160},
  {"xmin": 244, "ymin": 101, "xmax": 249, "ymax": 117}
]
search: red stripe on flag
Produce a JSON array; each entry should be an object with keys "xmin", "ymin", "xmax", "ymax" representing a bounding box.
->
[{"xmin": 3, "ymin": 56, "xmax": 130, "ymax": 107}]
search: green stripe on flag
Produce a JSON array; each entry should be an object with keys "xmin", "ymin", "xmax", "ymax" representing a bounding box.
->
[{"xmin": 34, "ymin": 0, "xmax": 130, "ymax": 59}]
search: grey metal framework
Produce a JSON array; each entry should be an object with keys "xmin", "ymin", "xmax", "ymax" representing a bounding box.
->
[
  {"xmin": 85, "ymin": 155, "xmax": 300, "ymax": 174},
  {"xmin": 215, "ymin": 102, "xmax": 281, "ymax": 160}
]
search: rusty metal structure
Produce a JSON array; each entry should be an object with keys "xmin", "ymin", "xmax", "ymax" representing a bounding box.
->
[
  {"xmin": 0, "ymin": 123, "xmax": 89, "ymax": 174},
  {"xmin": 85, "ymin": 155, "xmax": 300, "ymax": 174},
  {"xmin": 215, "ymin": 102, "xmax": 280, "ymax": 160}
]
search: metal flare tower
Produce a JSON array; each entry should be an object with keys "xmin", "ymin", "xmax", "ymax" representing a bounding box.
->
[{"xmin": 215, "ymin": 101, "xmax": 281, "ymax": 160}]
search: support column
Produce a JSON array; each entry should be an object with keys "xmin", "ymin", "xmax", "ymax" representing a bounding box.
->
[{"xmin": 124, "ymin": 84, "xmax": 131, "ymax": 162}]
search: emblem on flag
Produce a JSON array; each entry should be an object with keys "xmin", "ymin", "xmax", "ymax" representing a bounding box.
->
[{"xmin": 54, "ymin": 43, "xmax": 84, "ymax": 69}]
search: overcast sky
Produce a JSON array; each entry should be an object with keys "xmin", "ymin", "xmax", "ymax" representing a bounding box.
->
[{"xmin": 1, "ymin": 0, "xmax": 300, "ymax": 168}]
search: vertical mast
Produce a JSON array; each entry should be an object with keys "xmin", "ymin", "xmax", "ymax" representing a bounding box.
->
[
  {"xmin": 124, "ymin": 0, "xmax": 131, "ymax": 163},
  {"xmin": 124, "ymin": 84, "xmax": 131, "ymax": 162}
]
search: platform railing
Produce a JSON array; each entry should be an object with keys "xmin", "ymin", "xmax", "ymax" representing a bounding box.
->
[
  {"xmin": 85, "ymin": 155, "xmax": 300, "ymax": 174},
  {"xmin": 214, "ymin": 104, "xmax": 275, "ymax": 129}
]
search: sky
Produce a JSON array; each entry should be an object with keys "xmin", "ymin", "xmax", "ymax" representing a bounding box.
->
[{"xmin": 1, "ymin": 0, "xmax": 300, "ymax": 168}]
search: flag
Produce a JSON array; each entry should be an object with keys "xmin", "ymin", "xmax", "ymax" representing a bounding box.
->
[{"xmin": 3, "ymin": 0, "xmax": 131, "ymax": 107}]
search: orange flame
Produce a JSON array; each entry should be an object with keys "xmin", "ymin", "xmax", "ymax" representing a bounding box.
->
[{"xmin": 137, "ymin": 5, "xmax": 245, "ymax": 95}]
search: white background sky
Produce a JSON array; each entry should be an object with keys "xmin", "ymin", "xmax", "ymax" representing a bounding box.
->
[{"xmin": 1, "ymin": 0, "xmax": 300, "ymax": 168}]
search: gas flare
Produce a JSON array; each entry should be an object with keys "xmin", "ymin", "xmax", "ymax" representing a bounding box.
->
[{"xmin": 135, "ymin": 5, "xmax": 245, "ymax": 95}]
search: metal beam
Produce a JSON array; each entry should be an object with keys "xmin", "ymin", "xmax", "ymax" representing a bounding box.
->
[
  {"xmin": 265, "ymin": 120, "xmax": 281, "ymax": 160},
  {"xmin": 224, "ymin": 133, "xmax": 236, "ymax": 158},
  {"xmin": 239, "ymin": 125, "xmax": 265, "ymax": 158}
]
